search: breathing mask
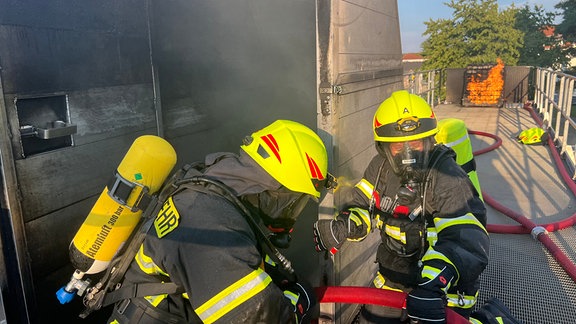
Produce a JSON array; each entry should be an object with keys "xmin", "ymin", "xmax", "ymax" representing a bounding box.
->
[
  {"xmin": 377, "ymin": 137, "xmax": 434, "ymax": 182},
  {"xmin": 243, "ymin": 187, "xmax": 312, "ymax": 248}
]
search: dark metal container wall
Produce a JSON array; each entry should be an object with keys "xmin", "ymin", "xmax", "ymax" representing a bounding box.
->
[
  {"xmin": 0, "ymin": 1, "xmax": 403, "ymax": 323},
  {"xmin": 0, "ymin": 2, "xmax": 155, "ymax": 323},
  {"xmin": 0, "ymin": 1, "xmax": 316, "ymax": 322}
]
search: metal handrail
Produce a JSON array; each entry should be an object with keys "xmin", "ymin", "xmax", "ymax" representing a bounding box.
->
[
  {"xmin": 403, "ymin": 69, "xmax": 443, "ymax": 108},
  {"xmin": 533, "ymin": 68, "xmax": 576, "ymax": 178}
]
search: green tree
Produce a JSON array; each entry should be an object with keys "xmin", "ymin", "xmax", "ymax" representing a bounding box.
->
[
  {"xmin": 555, "ymin": 0, "xmax": 576, "ymax": 65},
  {"xmin": 516, "ymin": 5, "xmax": 567, "ymax": 69},
  {"xmin": 421, "ymin": 0, "xmax": 522, "ymax": 70}
]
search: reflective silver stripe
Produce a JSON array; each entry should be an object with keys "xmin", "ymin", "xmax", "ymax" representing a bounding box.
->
[
  {"xmin": 426, "ymin": 227, "xmax": 438, "ymax": 246},
  {"xmin": 135, "ymin": 244, "xmax": 169, "ymax": 276},
  {"xmin": 442, "ymin": 133, "xmax": 468, "ymax": 148},
  {"xmin": 196, "ymin": 269, "xmax": 271, "ymax": 323},
  {"xmin": 355, "ymin": 179, "xmax": 374, "ymax": 199},
  {"xmin": 433, "ymin": 214, "xmax": 487, "ymax": 234},
  {"xmin": 447, "ymin": 291, "xmax": 478, "ymax": 309},
  {"xmin": 422, "ymin": 248, "xmax": 459, "ymax": 282}
]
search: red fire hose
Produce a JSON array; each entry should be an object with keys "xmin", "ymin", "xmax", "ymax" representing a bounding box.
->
[
  {"xmin": 314, "ymin": 286, "xmax": 470, "ymax": 324},
  {"xmin": 471, "ymin": 102, "xmax": 576, "ymax": 283}
]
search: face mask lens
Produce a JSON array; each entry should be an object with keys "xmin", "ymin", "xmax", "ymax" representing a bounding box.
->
[
  {"xmin": 382, "ymin": 139, "xmax": 430, "ymax": 179},
  {"xmin": 257, "ymin": 189, "xmax": 310, "ymax": 226}
]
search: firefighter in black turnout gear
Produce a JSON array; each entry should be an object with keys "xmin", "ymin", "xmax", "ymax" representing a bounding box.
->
[
  {"xmin": 313, "ymin": 91, "xmax": 489, "ymax": 323},
  {"xmin": 107, "ymin": 120, "xmax": 333, "ymax": 323}
]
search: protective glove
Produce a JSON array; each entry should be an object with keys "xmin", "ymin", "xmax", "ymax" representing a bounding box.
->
[
  {"xmin": 313, "ymin": 207, "xmax": 371, "ymax": 255},
  {"xmin": 283, "ymin": 280, "xmax": 317, "ymax": 324},
  {"xmin": 406, "ymin": 262, "xmax": 456, "ymax": 324}
]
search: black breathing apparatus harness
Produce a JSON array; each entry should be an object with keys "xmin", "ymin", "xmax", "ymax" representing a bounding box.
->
[{"xmin": 367, "ymin": 145, "xmax": 450, "ymax": 258}]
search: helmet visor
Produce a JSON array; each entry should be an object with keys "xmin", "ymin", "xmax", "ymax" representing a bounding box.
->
[{"xmin": 252, "ymin": 187, "xmax": 312, "ymax": 230}]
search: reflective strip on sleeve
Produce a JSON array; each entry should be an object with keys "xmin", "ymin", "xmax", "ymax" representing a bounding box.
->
[
  {"xmin": 447, "ymin": 290, "xmax": 478, "ymax": 309},
  {"xmin": 133, "ymin": 245, "xmax": 183, "ymax": 306},
  {"xmin": 426, "ymin": 227, "xmax": 438, "ymax": 246},
  {"xmin": 421, "ymin": 265, "xmax": 442, "ymax": 281},
  {"xmin": 355, "ymin": 179, "xmax": 374, "ymax": 200},
  {"xmin": 372, "ymin": 272, "xmax": 404, "ymax": 292},
  {"xmin": 433, "ymin": 213, "xmax": 487, "ymax": 234},
  {"xmin": 421, "ymin": 248, "xmax": 459, "ymax": 283},
  {"xmin": 283, "ymin": 290, "xmax": 298, "ymax": 307},
  {"xmin": 144, "ymin": 292, "xmax": 168, "ymax": 307},
  {"xmin": 135, "ymin": 244, "xmax": 169, "ymax": 277},
  {"xmin": 348, "ymin": 207, "xmax": 371, "ymax": 226},
  {"xmin": 196, "ymin": 268, "xmax": 272, "ymax": 323},
  {"xmin": 264, "ymin": 254, "xmax": 276, "ymax": 267},
  {"xmin": 384, "ymin": 224, "xmax": 407, "ymax": 244},
  {"xmin": 347, "ymin": 207, "xmax": 372, "ymax": 240}
]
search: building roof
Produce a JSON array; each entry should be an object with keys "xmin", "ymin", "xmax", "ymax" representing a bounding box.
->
[{"xmin": 402, "ymin": 53, "xmax": 425, "ymax": 62}]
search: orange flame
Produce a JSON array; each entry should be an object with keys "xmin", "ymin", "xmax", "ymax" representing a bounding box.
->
[{"xmin": 466, "ymin": 58, "xmax": 504, "ymax": 105}]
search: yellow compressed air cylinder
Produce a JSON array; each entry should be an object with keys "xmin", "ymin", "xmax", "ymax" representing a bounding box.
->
[
  {"xmin": 69, "ymin": 135, "xmax": 177, "ymax": 274},
  {"xmin": 435, "ymin": 118, "xmax": 483, "ymax": 200}
]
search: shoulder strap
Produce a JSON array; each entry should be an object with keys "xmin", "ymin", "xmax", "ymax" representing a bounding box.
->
[
  {"xmin": 422, "ymin": 145, "xmax": 453, "ymax": 216},
  {"xmin": 102, "ymin": 282, "xmax": 184, "ymax": 306}
]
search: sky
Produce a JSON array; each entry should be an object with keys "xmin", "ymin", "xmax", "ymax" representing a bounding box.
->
[{"xmin": 398, "ymin": 0, "xmax": 561, "ymax": 53}]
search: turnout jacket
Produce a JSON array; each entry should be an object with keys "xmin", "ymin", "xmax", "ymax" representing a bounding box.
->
[
  {"xmin": 349, "ymin": 145, "xmax": 489, "ymax": 310},
  {"xmin": 114, "ymin": 152, "xmax": 297, "ymax": 323}
]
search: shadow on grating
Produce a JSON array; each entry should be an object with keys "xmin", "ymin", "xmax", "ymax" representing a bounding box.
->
[{"xmin": 477, "ymin": 232, "xmax": 576, "ymax": 324}]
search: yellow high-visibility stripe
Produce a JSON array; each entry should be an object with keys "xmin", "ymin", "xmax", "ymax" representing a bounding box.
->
[
  {"xmin": 135, "ymin": 244, "xmax": 169, "ymax": 276},
  {"xmin": 372, "ymin": 272, "xmax": 404, "ymax": 292},
  {"xmin": 196, "ymin": 269, "xmax": 272, "ymax": 323},
  {"xmin": 421, "ymin": 265, "xmax": 441, "ymax": 281},
  {"xmin": 421, "ymin": 248, "xmax": 460, "ymax": 283},
  {"xmin": 426, "ymin": 227, "xmax": 438, "ymax": 246},
  {"xmin": 433, "ymin": 214, "xmax": 487, "ymax": 234},
  {"xmin": 355, "ymin": 179, "xmax": 374, "ymax": 200},
  {"xmin": 144, "ymin": 293, "xmax": 167, "ymax": 307},
  {"xmin": 384, "ymin": 225, "xmax": 407, "ymax": 244},
  {"xmin": 447, "ymin": 290, "xmax": 478, "ymax": 309}
]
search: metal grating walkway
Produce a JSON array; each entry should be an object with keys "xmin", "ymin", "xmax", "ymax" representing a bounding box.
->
[{"xmin": 434, "ymin": 104, "xmax": 576, "ymax": 324}]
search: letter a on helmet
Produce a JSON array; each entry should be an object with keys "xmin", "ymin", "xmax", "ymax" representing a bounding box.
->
[{"xmin": 241, "ymin": 120, "xmax": 329, "ymax": 198}]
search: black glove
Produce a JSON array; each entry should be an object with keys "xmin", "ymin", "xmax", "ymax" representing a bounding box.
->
[
  {"xmin": 263, "ymin": 254, "xmax": 294, "ymax": 289},
  {"xmin": 313, "ymin": 208, "xmax": 371, "ymax": 255},
  {"xmin": 406, "ymin": 263, "xmax": 455, "ymax": 324},
  {"xmin": 283, "ymin": 280, "xmax": 317, "ymax": 324},
  {"xmin": 313, "ymin": 218, "xmax": 346, "ymax": 255}
]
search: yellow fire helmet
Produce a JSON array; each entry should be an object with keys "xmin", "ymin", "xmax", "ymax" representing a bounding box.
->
[
  {"xmin": 373, "ymin": 90, "xmax": 438, "ymax": 142},
  {"xmin": 241, "ymin": 120, "xmax": 329, "ymax": 198}
]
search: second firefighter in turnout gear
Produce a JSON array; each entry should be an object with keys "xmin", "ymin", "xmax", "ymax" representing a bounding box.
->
[
  {"xmin": 313, "ymin": 90, "xmax": 489, "ymax": 323},
  {"xmin": 107, "ymin": 120, "xmax": 333, "ymax": 324}
]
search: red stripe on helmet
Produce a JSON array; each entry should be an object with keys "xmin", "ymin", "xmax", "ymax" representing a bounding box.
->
[
  {"xmin": 374, "ymin": 117, "xmax": 383, "ymax": 128},
  {"xmin": 261, "ymin": 134, "xmax": 281, "ymax": 163},
  {"xmin": 306, "ymin": 153, "xmax": 325, "ymax": 180}
]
